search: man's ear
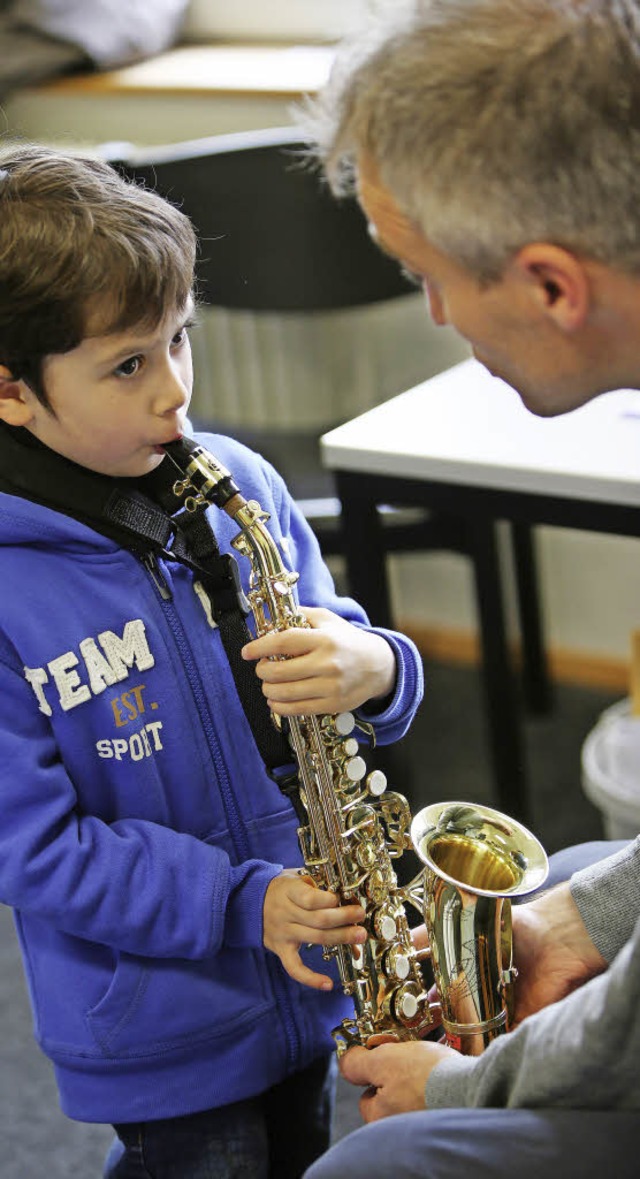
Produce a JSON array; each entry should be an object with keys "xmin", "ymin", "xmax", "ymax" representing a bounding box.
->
[
  {"xmin": 513, "ymin": 244, "xmax": 590, "ymax": 332},
  {"xmin": 0, "ymin": 365, "xmax": 35, "ymax": 426}
]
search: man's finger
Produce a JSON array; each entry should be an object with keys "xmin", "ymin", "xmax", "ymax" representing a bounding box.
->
[
  {"xmin": 339, "ymin": 1045, "xmax": 379, "ymax": 1086},
  {"xmin": 411, "ymin": 923, "xmax": 430, "ymax": 952},
  {"xmin": 359, "ymin": 1085, "xmax": 380, "ymax": 1124}
]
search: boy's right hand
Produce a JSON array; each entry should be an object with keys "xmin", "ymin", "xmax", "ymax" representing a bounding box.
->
[{"xmin": 264, "ymin": 868, "xmax": 366, "ymax": 990}]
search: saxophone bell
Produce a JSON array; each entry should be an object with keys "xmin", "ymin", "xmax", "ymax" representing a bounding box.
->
[{"xmin": 410, "ymin": 801, "xmax": 548, "ymax": 1055}]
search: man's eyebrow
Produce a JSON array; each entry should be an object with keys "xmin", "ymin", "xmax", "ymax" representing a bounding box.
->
[
  {"xmin": 366, "ymin": 223, "xmax": 420, "ymax": 283},
  {"xmin": 366, "ymin": 222, "xmax": 399, "ymax": 261}
]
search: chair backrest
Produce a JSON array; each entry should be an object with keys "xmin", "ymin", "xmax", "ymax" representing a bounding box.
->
[{"xmin": 108, "ymin": 126, "xmax": 415, "ymax": 313}]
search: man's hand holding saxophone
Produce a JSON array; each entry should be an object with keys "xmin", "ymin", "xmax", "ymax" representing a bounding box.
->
[{"xmin": 335, "ymin": 890, "xmax": 609, "ymax": 1123}]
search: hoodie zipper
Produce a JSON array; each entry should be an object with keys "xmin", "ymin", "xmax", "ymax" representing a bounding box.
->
[
  {"xmin": 141, "ymin": 552, "xmax": 249, "ymax": 862},
  {"xmin": 140, "ymin": 552, "xmax": 172, "ymax": 601}
]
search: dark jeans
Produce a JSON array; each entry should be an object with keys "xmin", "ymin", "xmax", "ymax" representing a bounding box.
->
[
  {"xmin": 104, "ymin": 1053, "xmax": 336, "ymax": 1179},
  {"xmin": 304, "ymin": 1108, "xmax": 640, "ymax": 1179}
]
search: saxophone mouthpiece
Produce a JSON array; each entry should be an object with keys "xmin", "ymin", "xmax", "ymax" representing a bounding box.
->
[{"xmin": 162, "ymin": 437, "xmax": 242, "ymax": 512}]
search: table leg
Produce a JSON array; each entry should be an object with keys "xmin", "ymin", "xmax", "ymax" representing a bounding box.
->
[
  {"xmin": 337, "ymin": 474, "xmax": 393, "ymax": 629},
  {"xmin": 510, "ymin": 522, "xmax": 553, "ymax": 715},
  {"xmin": 468, "ymin": 519, "xmax": 530, "ymax": 825},
  {"xmin": 335, "ymin": 474, "xmax": 530, "ymax": 824}
]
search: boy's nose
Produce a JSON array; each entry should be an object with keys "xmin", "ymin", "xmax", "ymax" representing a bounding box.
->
[{"xmin": 156, "ymin": 365, "xmax": 190, "ymax": 415}]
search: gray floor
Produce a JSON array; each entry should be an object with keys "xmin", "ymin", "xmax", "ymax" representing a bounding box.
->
[{"xmin": 0, "ymin": 660, "xmax": 619, "ymax": 1176}]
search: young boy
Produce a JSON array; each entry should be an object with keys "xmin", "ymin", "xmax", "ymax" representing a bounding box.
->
[{"xmin": 0, "ymin": 143, "xmax": 424, "ymax": 1177}]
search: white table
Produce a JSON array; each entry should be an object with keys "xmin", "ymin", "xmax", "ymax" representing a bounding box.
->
[{"xmin": 321, "ymin": 358, "xmax": 640, "ymax": 821}]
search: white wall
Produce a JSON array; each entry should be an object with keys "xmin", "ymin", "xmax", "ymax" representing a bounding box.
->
[
  {"xmin": 183, "ymin": 0, "xmax": 370, "ymax": 42},
  {"xmin": 390, "ymin": 530, "xmax": 640, "ymax": 663}
]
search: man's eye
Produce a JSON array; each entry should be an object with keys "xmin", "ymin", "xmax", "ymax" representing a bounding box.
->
[{"xmin": 114, "ymin": 355, "xmax": 142, "ymax": 378}]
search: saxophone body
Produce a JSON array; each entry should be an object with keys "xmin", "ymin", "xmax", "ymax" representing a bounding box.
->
[
  {"xmin": 164, "ymin": 437, "xmax": 548, "ymax": 1056},
  {"xmin": 164, "ymin": 437, "xmax": 434, "ymax": 1050}
]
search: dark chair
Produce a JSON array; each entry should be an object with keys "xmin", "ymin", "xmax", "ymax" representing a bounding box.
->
[{"xmin": 105, "ymin": 128, "xmax": 551, "ymax": 811}]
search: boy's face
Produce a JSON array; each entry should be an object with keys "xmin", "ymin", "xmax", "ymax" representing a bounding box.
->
[{"xmin": 10, "ymin": 301, "xmax": 194, "ymax": 478}]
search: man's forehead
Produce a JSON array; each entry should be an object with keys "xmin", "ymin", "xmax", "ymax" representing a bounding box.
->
[{"xmin": 356, "ymin": 152, "xmax": 430, "ymax": 264}]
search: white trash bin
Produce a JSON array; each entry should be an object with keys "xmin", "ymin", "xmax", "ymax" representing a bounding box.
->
[{"xmin": 581, "ymin": 698, "xmax": 640, "ymax": 839}]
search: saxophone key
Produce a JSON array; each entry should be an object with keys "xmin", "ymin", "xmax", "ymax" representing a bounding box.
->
[
  {"xmin": 373, "ymin": 908, "xmax": 397, "ymax": 942},
  {"xmin": 395, "ymin": 987, "xmax": 420, "ymax": 1022},
  {"xmin": 341, "ymin": 737, "xmax": 360, "ymax": 758},
  {"xmin": 383, "ymin": 947, "xmax": 411, "ymax": 981},
  {"xmin": 341, "ymin": 804, "xmax": 377, "ymax": 839},
  {"xmin": 367, "ymin": 769, "xmax": 387, "ymax": 797},
  {"xmin": 381, "ymin": 981, "xmax": 425, "ymax": 1026},
  {"xmin": 350, "ymin": 941, "xmax": 366, "ymax": 971},
  {"xmin": 273, "ymin": 572, "xmax": 299, "ymax": 595},
  {"xmin": 333, "ymin": 712, "xmax": 356, "ymax": 736},
  {"xmin": 346, "ymin": 755, "xmax": 367, "ymax": 782},
  {"xmin": 366, "ymin": 866, "xmax": 395, "ymax": 905},
  {"xmin": 355, "ymin": 842, "xmax": 377, "ymax": 870}
]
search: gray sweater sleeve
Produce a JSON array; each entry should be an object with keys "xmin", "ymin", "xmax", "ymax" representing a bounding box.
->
[
  {"xmin": 570, "ymin": 836, "xmax": 640, "ymax": 961},
  {"xmin": 426, "ymin": 839, "xmax": 640, "ymax": 1111}
]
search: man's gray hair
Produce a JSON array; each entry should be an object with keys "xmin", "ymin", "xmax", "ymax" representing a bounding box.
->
[{"xmin": 308, "ymin": 0, "xmax": 640, "ymax": 282}]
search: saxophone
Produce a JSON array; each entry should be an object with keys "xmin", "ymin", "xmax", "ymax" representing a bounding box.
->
[
  {"xmin": 163, "ymin": 437, "xmax": 548, "ymax": 1056},
  {"xmin": 164, "ymin": 436, "xmax": 433, "ymax": 1050}
]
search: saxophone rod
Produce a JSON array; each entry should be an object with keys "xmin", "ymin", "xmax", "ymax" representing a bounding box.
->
[{"xmin": 163, "ymin": 437, "xmax": 351, "ymax": 889}]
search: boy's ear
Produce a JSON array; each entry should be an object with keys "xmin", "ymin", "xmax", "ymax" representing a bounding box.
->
[
  {"xmin": 0, "ymin": 365, "xmax": 35, "ymax": 426},
  {"xmin": 513, "ymin": 244, "xmax": 590, "ymax": 332}
]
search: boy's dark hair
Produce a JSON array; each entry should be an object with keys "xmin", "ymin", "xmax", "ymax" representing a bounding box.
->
[{"xmin": 0, "ymin": 143, "xmax": 197, "ymax": 406}]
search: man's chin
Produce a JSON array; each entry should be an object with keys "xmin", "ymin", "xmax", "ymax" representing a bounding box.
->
[
  {"xmin": 472, "ymin": 352, "xmax": 538, "ymax": 406},
  {"xmin": 472, "ymin": 349, "xmax": 502, "ymax": 379}
]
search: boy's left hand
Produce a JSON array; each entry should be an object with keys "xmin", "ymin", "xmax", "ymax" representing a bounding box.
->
[{"xmin": 241, "ymin": 606, "xmax": 396, "ymax": 716}]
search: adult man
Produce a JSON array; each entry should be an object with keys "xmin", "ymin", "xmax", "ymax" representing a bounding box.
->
[{"xmin": 303, "ymin": 1, "xmax": 640, "ymax": 1176}]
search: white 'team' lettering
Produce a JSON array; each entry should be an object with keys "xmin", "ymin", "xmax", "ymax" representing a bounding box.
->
[{"xmin": 24, "ymin": 619, "xmax": 155, "ymax": 715}]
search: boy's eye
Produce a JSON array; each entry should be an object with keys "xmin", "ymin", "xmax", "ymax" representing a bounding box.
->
[
  {"xmin": 172, "ymin": 321, "xmax": 193, "ymax": 348},
  {"xmin": 114, "ymin": 355, "xmax": 142, "ymax": 378}
]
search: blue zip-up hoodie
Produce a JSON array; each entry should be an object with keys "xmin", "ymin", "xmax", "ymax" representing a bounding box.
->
[{"xmin": 0, "ymin": 432, "xmax": 424, "ymax": 1124}]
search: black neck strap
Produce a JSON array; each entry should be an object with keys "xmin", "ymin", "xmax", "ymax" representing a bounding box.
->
[{"xmin": 0, "ymin": 425, "xmax": 294, "ymax": 773}]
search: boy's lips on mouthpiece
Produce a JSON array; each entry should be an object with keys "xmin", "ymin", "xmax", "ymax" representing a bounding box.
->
[{"xmin": 155, "ymin": 434, "xmax": 183, "ymax": 453}]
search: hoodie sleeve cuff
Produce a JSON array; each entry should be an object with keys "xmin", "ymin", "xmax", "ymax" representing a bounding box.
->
[
  {"xmin": 354, "ymin": 627, "xmax": 423, "ymax": 736},
  {"xmin": 222, "ymin": 860, "xmax": 282, "ymax": 950}
]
